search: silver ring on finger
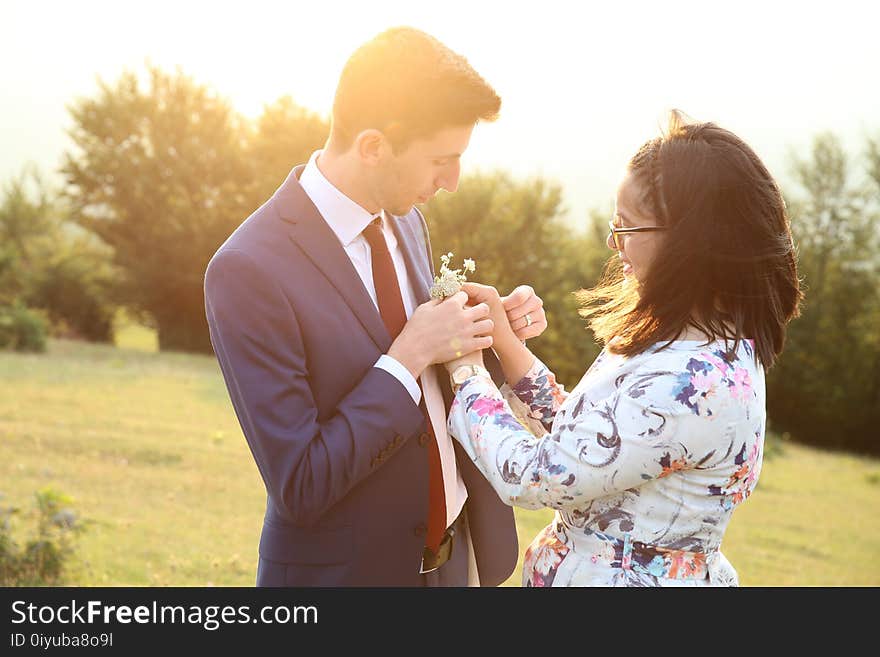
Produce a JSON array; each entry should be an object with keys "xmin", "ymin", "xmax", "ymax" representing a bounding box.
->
[{"xmin": 525, "ymin": 313, "xmax": 533, "ymax": 327}]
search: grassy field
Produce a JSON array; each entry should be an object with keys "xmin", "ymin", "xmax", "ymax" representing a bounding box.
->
[{"xmin": 2, "ymin": 333, "xmax": 879, "ymax": 586}]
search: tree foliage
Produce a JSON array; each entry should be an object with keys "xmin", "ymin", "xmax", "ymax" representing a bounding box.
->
[
  {"xmin": 0, "ymin": 166, "xmax": 56, "ymax": 305},
  {"xmin": 0, "ymin": 166, "xmax": 115, "ymax": 347},
  {"xmin": 424, "ymin": 172, "xmax": 611, "ymax": 386},
  {"xmin": 62, "ymin": 66, "xmax": 329, "ymax": 352},
  {"xmin": 48, "ymin": 63, "xmax": 880, "ymax": 454},
  {"xmin": 767, "ymin": 133, "xmax": 880, "ymax": 454},
  {"xmin": 246, "ymin": 96, "xmax": 330, "ymax": 202}
]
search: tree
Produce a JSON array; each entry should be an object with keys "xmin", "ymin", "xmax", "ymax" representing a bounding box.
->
[
  {"xmin": 0, "ymin": 167, "xmax": 115, "ymax": 346},
  {"xmin": 0, "ymin": 166, "xmax": 55, "ymax": 304},
  {"xmin": 859, "ymin": 134, "xmax": 880, "ymax": 439},
  {"xmin": 424, "ymin": 172, "xmax": 611, "ymax": 387},
  {"xmin": 63, "ymin": 66, "xmax": 329, "ymax": 352},
  {"xmin": 246, "ymin": 96, "xmax": 329, "ymax": 203},
  {"xmin": 767, "ymin": 133, "xmax": 880, "ymax": 454}
]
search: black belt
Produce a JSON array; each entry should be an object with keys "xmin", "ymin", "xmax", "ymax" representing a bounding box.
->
[{"xmin": 420, "ymin": 508, "xmax": 465, "ymax": 574}]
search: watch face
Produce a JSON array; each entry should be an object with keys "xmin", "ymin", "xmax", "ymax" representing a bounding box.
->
[{"xmin": 453, "ymin": 367, "xmax": 471, "ymax": 384}]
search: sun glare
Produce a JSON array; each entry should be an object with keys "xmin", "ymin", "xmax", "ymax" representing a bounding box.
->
[{"xmin": 4, "ymin": 0, "xmax": 880, "ymax": 224}]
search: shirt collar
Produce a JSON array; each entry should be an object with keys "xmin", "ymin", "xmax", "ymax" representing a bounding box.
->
[{"xmin": 299, "ymin": 150, "xmax": 381, "ymax": 247}]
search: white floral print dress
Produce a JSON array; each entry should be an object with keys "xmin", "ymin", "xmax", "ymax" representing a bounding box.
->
[{"xmin": 447, "ymin": 339, "xmax": 765, "ymax": 587}]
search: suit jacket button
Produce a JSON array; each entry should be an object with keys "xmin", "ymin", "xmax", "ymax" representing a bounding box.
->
[
  {"xmin": 418, "ymin": 432, "xmax": 430, "ymax": 447},
  {"xmin": 413, "ymin": 523, "xmax": 427, "ymax": 537}
]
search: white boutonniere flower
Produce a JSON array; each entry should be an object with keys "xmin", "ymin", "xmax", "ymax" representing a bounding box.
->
[{"xmin": 429, "ymin": 252, "xmax": 476, "ymax": 299}]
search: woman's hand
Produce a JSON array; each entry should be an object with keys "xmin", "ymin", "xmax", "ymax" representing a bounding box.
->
[
  {"xmin": 461, "ymin": 281, "xmax": 537, "ymax": 385},
  {"xmin": 461, "ymin": 282, "xmax": 519, "ymax": 353},
  {"xmin": 501, "ymin": 285, "xmax": 547, "ymax": 342}
]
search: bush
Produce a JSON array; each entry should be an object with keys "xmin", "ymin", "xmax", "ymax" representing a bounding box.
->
[
  {"xmin": 29, "ymin": 245, "xmax": 117, "ymax": 342},
  {"xmin": 0, "ymin": 166, "xmax": 119, "ymax": 346},
  {"xmin": 0, "ymin": 487, "xmax": 86, "ymax": 586},
  {"xmin": 0, "ymin": 303, "xmax": 48, "ymax": 352}
]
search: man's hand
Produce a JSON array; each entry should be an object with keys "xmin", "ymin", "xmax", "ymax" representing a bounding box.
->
[
  {"xmin": 443, "ymin": 348, "xmax": 485, "ymax": 374},
  {"xmin": 501, "ymin": 285, "xmax": 547, "ymax": 341},
  {"xmin": 387, "ymin": 291, "xmax": 493, "ymax": 380}
]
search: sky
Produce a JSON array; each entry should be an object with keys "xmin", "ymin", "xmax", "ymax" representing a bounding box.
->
[{"xmin": 3, "ymin": 0, "xmax": 879, "ymax": 228}]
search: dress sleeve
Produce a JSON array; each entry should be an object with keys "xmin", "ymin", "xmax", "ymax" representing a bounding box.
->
[
  {"xmin": 505, "ymin": 357, "xmax": 569, "ymax": 434},
  {"xmin": 447, "ymin": 365, "xmax": 721, "ymax": 512}
]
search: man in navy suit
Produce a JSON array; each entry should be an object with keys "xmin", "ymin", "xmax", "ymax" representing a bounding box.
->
[{"xmin": 204, "ymin": 27, "xmax": 546, "ymax": 586}]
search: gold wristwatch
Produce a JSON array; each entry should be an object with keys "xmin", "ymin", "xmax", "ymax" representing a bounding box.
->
[{"xmin": 450, "ymin": 364, "xmax": 489, "ymax": 389}]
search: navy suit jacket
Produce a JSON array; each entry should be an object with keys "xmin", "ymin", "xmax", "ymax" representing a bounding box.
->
[{"xmin": 204, "ymin": 166, "xmax": 518, "ymax": 586}]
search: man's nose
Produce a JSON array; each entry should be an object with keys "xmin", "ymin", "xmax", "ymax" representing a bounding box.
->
[{"xmin": 436, "ymin": 162, "xmax": 461, "ymax": 193}]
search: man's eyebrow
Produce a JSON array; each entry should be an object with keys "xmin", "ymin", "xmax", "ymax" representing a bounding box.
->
[{"xmin": 431, "ymin": 153, "xmax": 462, "ymax": 160}]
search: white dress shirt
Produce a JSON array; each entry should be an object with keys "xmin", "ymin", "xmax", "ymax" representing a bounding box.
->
[{"xmin": 298, "ymin": 150, "xmax": 467, "ymax": 529}]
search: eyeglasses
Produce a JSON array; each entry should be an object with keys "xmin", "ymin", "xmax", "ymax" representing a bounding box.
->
[{"xmin": 607, "ymin": 220, "xmax": 667, "ymax": 250}]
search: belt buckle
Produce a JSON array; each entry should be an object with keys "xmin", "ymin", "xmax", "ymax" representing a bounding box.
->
[{"xmin": 419, "ymin": 527, "xmax": 455, "ymax": 574}]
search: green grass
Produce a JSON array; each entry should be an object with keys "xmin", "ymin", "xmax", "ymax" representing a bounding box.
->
[
  {"xmin": 1, "ymin": 338, "xmax": 262, "ymax": 585},
  {"xmin": 1, "ymin": 338, "xmax": 878, "ymax": 586},
  {"xmin": 113, "ymin": 316, "xmax": 158, "ymax": 353}
]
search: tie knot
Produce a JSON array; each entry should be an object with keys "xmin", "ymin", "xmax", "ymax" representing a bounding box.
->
[{"xmin": 362, "ymin": 216, "xmax": 389, "ymax": 254}]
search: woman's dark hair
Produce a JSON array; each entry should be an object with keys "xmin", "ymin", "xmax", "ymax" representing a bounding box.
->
[
  {"xmin": 578, "ymin": 109, "xmax": 802, "ymax": 368},
  {"xmin": 330, "ymin": 27, "xmax": 501, "ymax": 153}
]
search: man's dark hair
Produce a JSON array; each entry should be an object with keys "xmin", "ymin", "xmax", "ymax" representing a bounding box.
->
[{"xmin": 330, "ymin": 27, "xmax": 501, "ymax": 152}]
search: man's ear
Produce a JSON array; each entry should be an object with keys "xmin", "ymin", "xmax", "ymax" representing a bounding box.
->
[{"xmin": 354, "ymin": 129, "xmax": 390, "ymax": 166}]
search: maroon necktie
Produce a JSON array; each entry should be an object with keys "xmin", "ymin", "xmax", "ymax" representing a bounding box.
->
[{"xmin": 362, "ymin": 217, "xmax": 447, "ymax": 554}]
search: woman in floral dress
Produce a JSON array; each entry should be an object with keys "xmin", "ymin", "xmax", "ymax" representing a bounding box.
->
[{"xmin": 445, "ymin": 111, "xmax": 802, "ymax": 586}]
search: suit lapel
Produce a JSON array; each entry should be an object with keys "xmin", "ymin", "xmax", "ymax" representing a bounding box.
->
[
  {"xmin": 387, "ymin": 211, "xmax": 505, "ymax": 404},
  {"xmin": 389, "ymin": 212, "xmax": 433, "ymax": 305},
  {"xmin": 275, "ymin": 166, "xmax": 391, "ymax": 352}
]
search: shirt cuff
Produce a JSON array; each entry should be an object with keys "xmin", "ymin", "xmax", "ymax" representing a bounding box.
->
[{"xmin": 375, "ymin": 355, "xmax": 422, "ymax": 405}]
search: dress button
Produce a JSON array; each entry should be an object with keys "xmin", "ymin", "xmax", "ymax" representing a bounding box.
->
[
  {"xmin": 413, "ymin": 523, "xmax": 427, "ymax": 537},
  {"xmin": 418, "ymin": 432, "xmax": 430, "ymax": 447}
]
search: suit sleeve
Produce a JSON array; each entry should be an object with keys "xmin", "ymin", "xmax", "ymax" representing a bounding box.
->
[{"xmin": 204, "ymin": 248, "xmax": 426, "ymax": 527}]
